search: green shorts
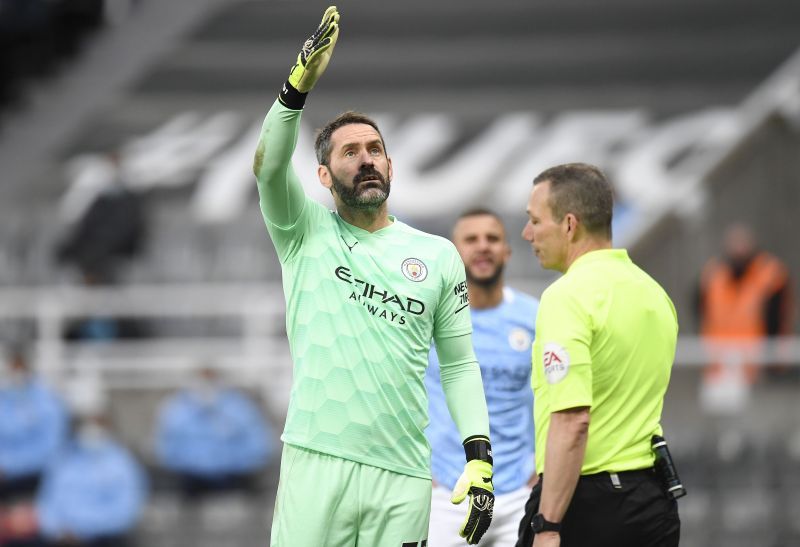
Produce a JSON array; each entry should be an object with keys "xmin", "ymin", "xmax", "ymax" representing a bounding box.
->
[{"xmin": 270, "ymin": 443, "xmax": 431, "ymax": 547}]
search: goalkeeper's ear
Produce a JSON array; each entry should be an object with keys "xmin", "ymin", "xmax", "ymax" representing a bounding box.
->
[{"xmin": 318, "ymin": 164, "xmax": 333, "ymax": 191}]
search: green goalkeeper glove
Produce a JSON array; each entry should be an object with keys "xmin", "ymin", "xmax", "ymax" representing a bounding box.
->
[
  {"xmin": 451, "ymin": 436, "xmax": 495, "ymax": 545},
  {"xmin": 278, "ymin": 5, "xmax": 340, "ymax": 109}
]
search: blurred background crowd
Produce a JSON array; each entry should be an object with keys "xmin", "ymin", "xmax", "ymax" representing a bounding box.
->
[
  {"xmin": 1, "ymin": 1, "xmax": 799, "ymax": 546},
  {"xmin": 1, "ymin": 345, "xmax": 277, "ymax": 547}
]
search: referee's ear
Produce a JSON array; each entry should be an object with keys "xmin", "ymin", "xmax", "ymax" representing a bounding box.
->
[{"xmin": 565, "ymin": 213, "xmax": 579, "ymax": 240}]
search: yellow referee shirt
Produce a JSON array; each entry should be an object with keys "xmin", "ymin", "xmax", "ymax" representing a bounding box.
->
[{"xmin": 532, "ymin": 249, "xmax": 678, "ymax": 475}]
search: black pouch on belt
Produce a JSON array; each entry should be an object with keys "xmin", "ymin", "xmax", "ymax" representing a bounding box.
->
[{"xmin": 651, "ymin": 435, "xmax": 687, "ymax": 500}]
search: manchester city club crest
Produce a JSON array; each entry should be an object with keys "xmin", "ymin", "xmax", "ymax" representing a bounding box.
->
[
  {"xmin": 508, "ymin": 328, "xmax": 532, "ymax": 352},
  {"xmin": 401, "ymin": 258, "xmax": 428, "ymax": 282}
]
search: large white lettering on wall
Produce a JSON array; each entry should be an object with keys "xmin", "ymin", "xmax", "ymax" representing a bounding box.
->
[{"xmin": 61, "ymin": 108, "xmax": 739, "ymax": 245}]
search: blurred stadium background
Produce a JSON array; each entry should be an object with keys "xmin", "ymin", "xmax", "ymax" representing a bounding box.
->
[{"xmin": 1, "ymin": 0, "xmax": 799, "ymax": 545}]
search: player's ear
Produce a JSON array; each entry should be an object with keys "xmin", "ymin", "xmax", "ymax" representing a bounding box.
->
[
  {"xmin": 387, "ymin": 156, "xmax": 393, "ymax": 183},
  {"xmin": 318, "ymin": 164, "xmax": 333, "ymax": 190}
]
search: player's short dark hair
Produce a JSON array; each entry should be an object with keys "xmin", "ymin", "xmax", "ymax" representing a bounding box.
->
[
  {"xmin": 454, "ymin": 208, "xmax": 507, "ymax": 241},
  {"xmin": 457, "ymin": 207, "xmax": 503, "ymax": 223},
  {"xmin": 533, "ymin": 162, "xmax": 613, "ymax": 239},
  {"xmin": 315, "ymin": 111, "xmax": 387, "ymax": 165}
]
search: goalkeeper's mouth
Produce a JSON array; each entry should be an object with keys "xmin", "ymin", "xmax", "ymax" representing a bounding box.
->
[
  {"xmin": 353, "ymin": 164, "xmax": 387, "ymax": 188},
  {"xmin": 355, "ymin": 178, "xmax": 386, "ymax": 193}
]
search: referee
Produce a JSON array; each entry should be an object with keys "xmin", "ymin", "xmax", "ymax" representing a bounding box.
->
[{"xmin": 516, "ymin": 163, "xmax": 681, "ymax": 547}]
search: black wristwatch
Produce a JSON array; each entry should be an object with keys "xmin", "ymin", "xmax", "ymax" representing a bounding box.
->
[{"xmin": 531, "ymin": 513, "xmax": 561, "ymax": 534}]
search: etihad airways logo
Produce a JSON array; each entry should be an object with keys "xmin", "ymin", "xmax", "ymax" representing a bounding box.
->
[{"xmin": 335, "ymin": 266, "xmax": 425, "ymax": 326}]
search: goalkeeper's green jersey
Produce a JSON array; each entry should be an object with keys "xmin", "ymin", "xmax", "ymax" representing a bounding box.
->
[{"xmin": 256, "ymin": 101, "xmax": 480, "ymax": 479}]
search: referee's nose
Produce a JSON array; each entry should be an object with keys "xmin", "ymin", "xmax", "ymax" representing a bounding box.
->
[{"xmin": 522, "ymin": 220, "xmax": 534, "ymax": 242}]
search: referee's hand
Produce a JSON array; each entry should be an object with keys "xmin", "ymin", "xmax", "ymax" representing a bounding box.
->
[{"xmin": 451, "ymin": 459, "xmax": 494, "ymax": 544}]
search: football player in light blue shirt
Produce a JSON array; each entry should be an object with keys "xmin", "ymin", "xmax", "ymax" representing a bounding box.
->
[{"xmin": 426, "ymin": 209, "xmax": 539, "ymax": 546}]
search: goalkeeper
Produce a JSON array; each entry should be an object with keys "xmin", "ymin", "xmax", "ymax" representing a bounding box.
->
[{"xmin": 253, "ymin": 7, "xmax": 493, "ymax": 547}]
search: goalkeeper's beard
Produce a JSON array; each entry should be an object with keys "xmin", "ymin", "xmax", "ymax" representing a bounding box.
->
[{"xmin": 331, "ymin": 167, "xmax": 391, "ymax": 210}]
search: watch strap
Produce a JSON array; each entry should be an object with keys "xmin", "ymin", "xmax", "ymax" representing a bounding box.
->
[{"xmin": 532, "ymin": 513, "xmax": 561, "ymax": 534}]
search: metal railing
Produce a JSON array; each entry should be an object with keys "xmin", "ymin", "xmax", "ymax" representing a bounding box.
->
[
  {"xmin": 2, "ymin": 283, "xmax": 797, "ymax": 376},
  {"xmin": 0, "ymin": 283, "xmax": 292, "ymax": 410}
]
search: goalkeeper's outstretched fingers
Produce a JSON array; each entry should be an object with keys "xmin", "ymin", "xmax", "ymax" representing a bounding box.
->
[{"xmin": 279, "ymin": 5, "xmax": 340, "ymax": 109}]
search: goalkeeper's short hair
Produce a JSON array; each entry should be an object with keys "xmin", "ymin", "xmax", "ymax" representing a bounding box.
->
[{"xmin": 315, "ymin": 111, "xmax": 387, "ymax": 166}]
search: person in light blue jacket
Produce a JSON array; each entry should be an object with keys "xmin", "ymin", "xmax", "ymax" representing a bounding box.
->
[
  {"xmin": 0, "ymin": 347, "xmax": 68, "ymax": 502},
  {"xmin": 155, "ymin": 367, "xmax": 275, "ymax": 497},
  {"xmin": 36, "ymin": 403, "xmax": 147, "ymax": 546},
  {"xmin": 426, "ymin": 210, "xmax": 539, "ymax": 547}
]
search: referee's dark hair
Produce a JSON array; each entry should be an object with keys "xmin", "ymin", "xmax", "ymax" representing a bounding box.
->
[{"xmin": 533, "ymin": 162, "xmax": 613, "ymax": 239}]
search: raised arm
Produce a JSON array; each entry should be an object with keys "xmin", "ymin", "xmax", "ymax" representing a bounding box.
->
[{"xmin": 252, "ymin": 6, "xmax": 340, "ymax": 229}]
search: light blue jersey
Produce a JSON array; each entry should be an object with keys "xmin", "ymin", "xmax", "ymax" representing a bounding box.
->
[{"xmin": 426, "ymin": 287, "xmax": 538, "ymax": 494}]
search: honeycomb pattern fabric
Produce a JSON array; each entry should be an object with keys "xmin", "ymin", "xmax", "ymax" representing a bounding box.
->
[{"xmin": 263, "ymin": 196, "xmax": 471, "ymax": 479}]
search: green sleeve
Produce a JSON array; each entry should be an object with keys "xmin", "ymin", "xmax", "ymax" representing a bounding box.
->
[
  {"xmin": 433, "ymin": 243, "xmax": 473, "ymax": 339},
  {"xmin": 434, "ymin": 332, "xmax": 490, "ymax": 445},
  {"xmin": 253, "ymin": 100, "xmax": 309, "ymax": 259}
]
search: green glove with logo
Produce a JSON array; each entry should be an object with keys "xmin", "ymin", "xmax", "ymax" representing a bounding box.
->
[
  {"xmin": 451, "ymin": 436, "xmax": 495, "ymax": 544},
  {"xmin": 278, "ymin": 5, "xmax": 340, "ymax": 109}
]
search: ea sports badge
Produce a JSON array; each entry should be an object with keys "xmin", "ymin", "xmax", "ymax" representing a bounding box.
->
[
  {"xmin": 543, "ymin": 342, "xmax": 569, "ymax": 384},
  {"xmin": 401, "ymin": 258, "xmax": 428, "ymax": 282}
]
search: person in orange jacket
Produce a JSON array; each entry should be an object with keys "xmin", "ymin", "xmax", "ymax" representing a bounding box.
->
[{"xmin": 696, "ymin": 223, "xmax": 794, "ymax": 401}]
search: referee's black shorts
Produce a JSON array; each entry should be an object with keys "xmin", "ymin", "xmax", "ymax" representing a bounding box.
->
[{"xmin": 516, "ymin": 468, "xmax": 680, "ymax": 547}]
